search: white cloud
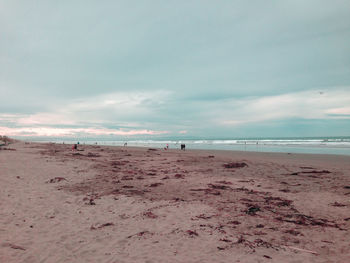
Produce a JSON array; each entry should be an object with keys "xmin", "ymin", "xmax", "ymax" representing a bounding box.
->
[
  {"xmin": 216, "ymin": 88, "xmax": 350, "ymax": 126},
  {"xmin": 1, "ymin": 88, "xmax": 349, "ymax": 137},
  {"xmin": 326, "ymin": 107, "xmax": 350, "ymax": 115},
  {"xmin": 14, "ymin": 90, "xmax": 171, "ymax": 127},
  {"xmin": 0, "ymin": 90, "xmax": 172, "ymax": 137},
  {"xmin": 0, "ymin": 126, "xmax": 168, "ymax": 137}
]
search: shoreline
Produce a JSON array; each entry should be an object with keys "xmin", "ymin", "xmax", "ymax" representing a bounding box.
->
[
  {"xmin": 14, "ymin": 138, "xmax": 350, "ymax": 157},
  {"xmin": 1, "ymin": 140, "xmax": 349, "ymax": 262},
  {"xmin": 23, "ymin": 140, "xmax": 350, "ymax": 160}
]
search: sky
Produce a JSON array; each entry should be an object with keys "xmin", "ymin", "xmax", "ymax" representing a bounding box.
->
[{"xmin": 1, "ymin": 0, "xmax": 350, "ymax": 139}]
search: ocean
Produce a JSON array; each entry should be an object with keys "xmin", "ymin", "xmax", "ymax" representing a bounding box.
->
[{"xmin": 23, "ymin": 136, "xmax": 350, "ymax": 156}]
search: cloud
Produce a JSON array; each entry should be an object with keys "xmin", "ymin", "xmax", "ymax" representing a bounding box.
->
[
  {"xmin": 1, "ymin": 1, "xmax": 349, "ymax": 138},
  {"xmin": 0, "ymin": 126, "xmax": 168, "ymax": 137},
  {"xmin": 1, "ymin": 87, "xmax": 349, "ymax": 138},
  {"xmin": 1, "ymin": 0, "xmax": 349, "ymax": 105},
  {"xmin": 325, "ymin": 107, "xmax": 350, "ymax": 116},
  {"xmin": 14, "ymin": 90, "xmax": 171, "ymax": 127},
  {"xmin": 0, "ymin": 114, "xmax": 25, "ymax": 123},
  {"xmin": 0, "ymin": 90, "xmax": 172, "ymax": 137},
  {"xmin": 215, "ymin": 88, "xmax": 350, "ymax": 126}
]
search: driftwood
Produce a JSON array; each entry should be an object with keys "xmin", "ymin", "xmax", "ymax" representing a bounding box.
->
[{"xmin": 282, "ymin": 245, "xmax": 318, "ymax": 255}]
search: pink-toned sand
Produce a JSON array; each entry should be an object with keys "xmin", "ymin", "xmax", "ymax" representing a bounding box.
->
[{"xmin": 1, "ymin": 141, "xmax": 349, "ymax": 263}]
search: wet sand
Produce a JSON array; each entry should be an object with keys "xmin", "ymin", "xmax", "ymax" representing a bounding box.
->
[{"xmin": 1, "ymin": 141, "xmax": 350, "ymax": 263}]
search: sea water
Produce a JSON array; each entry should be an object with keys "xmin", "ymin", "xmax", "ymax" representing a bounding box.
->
[{"xmin": 24, "ymin": 136, "xmax": 350, "ymax": 156}]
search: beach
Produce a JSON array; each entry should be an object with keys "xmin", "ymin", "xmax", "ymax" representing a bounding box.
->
[{"xmin": 1, "ymin": 141, "xmax": 349, "ymax": 263}]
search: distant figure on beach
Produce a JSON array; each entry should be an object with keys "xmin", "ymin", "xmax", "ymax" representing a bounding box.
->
[
  {"xmin": 72, "ymin": 144, "xmax": 77, "ymax": 151},
  {"xmin": 164, "ymin": 144, "xmax": 169, "ymax": 150},
  {"xmin": 124, "ymin": 142, "xmax": 127, "ymax": 147},
  {"xmin": 181, "ymin": 144, "xmax": 186, "ymax": 150}
]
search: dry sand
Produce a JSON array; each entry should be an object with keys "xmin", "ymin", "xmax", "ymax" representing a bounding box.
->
[{"xmin": 1, "ymin": 141, "xmax": 350, "ymax": 263}]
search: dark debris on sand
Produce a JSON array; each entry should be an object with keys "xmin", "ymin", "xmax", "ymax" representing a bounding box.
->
[
  {"xmin": 35, "ymin": 143, "xmax": 349, "ymax": 255},
  {"xmin": 223, "ymin": 162, "xmax": 248, "ymax": 168}
]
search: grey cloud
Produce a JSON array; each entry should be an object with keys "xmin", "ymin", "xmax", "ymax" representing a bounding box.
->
[{"xmin": 1, "ymin": 0, "xmax": 349, "ymax": 137}]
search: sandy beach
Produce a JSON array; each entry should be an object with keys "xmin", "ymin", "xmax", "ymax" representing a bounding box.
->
[{"xmin": 1, "ymin": 140, "xmax": 349, "ymax": 263}]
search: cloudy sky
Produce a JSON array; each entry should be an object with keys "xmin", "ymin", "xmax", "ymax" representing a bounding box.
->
[{"xmin": 1, "ymin": 0, "xmax": 350, "ymax": 139}]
